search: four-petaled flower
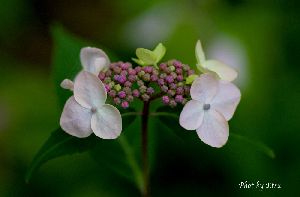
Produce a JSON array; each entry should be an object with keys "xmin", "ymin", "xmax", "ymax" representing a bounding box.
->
[
  {"xmin": 179, "ymin": 73, "xmax": 241, "ymax": 147},
  {"xmin": 60, "ymin": 71, "xmax": 122, "ymax": 139}
]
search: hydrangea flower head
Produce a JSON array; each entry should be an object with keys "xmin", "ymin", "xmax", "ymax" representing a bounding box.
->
[
  {"xmin": 60, "ymin": 71, "xmax": 122, "ymax": 139},
  {"xmin": 179, "ymin": 73, "xmax": 241, "ymax": 147}
]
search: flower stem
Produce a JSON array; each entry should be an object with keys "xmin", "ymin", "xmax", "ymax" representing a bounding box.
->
[{"xmin": 141, "ymin": 101, "xmax": 150, "ymax": 197}]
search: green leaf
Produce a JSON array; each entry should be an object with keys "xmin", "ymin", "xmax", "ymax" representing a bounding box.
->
[
  {"xmin": 185, "ymin": 74, "xmax": 198, "ymax": 84},
  {"xmin": 153, "ymin": 43, "xmax": 166, "ymax": 63},
  {"xmin": 153, "ymin": 106, "xmax": 275, "ymax": 158},
  {"xmin": 90, "ymin": 109, "xmax": 143, "ymax": 191},
  {"xmin": 230, "ymin": 133, "xmax": 275, "ymax": 159},
  {"xmin": 51, "ymin": 25, "xmax": 88, "ymax": 109},
  {"xmin": 136, "ymin": 48, "xmax": 157, "ymax": 66},
  {"xmin": 26, "ymin": 111, "xmax": 139, "ymax": 183},
  {"xmin": 25, "ymin": 128, "xmax": 97, "ymax": 183}
]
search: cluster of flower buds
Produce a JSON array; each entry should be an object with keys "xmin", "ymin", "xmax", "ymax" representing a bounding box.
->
[
  {"xmin": 98, "ymin": 60, "xmax": 195, "ymax": 109},
  {"xmin": 157, "ymin": 60, "xmax": 194, "ymax": 107}
]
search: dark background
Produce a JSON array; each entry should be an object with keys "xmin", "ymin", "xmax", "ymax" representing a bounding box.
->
[{"xmin": 0, "ymin": 0, "xmax": 299, "ymax": 196}]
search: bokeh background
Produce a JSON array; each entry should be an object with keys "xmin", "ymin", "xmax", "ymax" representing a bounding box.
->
[{"xmin": 0, "ymin": 0, "xmax": 299, "ymax": 196}]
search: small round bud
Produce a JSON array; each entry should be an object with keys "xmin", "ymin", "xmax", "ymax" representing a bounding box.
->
[
  {"xmin": 124, "ymin": 81, "xmax": 132, "ymax": 87},
  {"xmin": 169, "ymin": 99, "xmax": 177, "ymax": 107},
  {"xmin": 126, "ymin": 95, "xmax": 134, "ymax": 102},
  {"xmin": 128, "ymin": 74, "xmax": 137, "ymax": 82},
  {"xmin": 139, "ymin": 85, "xmax": 147, "ymax": 94},
  {"xmin": 118, "ymin": 91, "xmax": 126, "ymax": 99},
  {"xmin": 159, "ymin": 63, "xmax": 167, "ymax": 70},
  {"xmin": 152, "ymin": 69, "xmax": 159, "ymax": 75},
  {"xmin": 114, "ymin": 66, "xmax": 122, "ymax": 74},
  {"xmin": 114, "ymin": 84, "xmax": 121, "ymax": 91},
  {"xmin": 157, "ymin": 79, "xmax": 164, "ymax": 86},
  {"xmin": 132, "ymin": 89, "xmax": 140, "ymax": 97},
  {"xmin": 137, "ymin": 80, "xmax": 144, "ymax": 87},
  {"xmin": 183, "ymin": 65, "xmax": 190, "ymax": 71},
  {"xmin": 141, "ymin": 94, "xmax": 150, "ymax": 101},
  {"xmin": 161, "ymin": 85, "xmax": 168, "ymax": 92},
  {"xmin": 99, "ymin": 72, "xmax": 106, "ymax": 80},
  {"xmin": 138, "ymin": 70, "xmax": 146, "ymax": 77},
  {"xmin": 104, "ymin": 77, "xmax": 111, "ymax": 83},
  {"xmin": 170, "ymin": 83, "xmax": 177, "ymax": 90},
  {"xmin": 109, "ymin": 81, "xmax": 115, "ymax": 88},
  {"xmin": 162, "ymin": 96, "xmax": 170, "ymax": 104},
  {"xmin": 165, "ymin": 75, "xmax": 174, "ymax": 83},
  {"xmin": 177, "ymin": 82, "xmax": 184, "ymax": 87},
  {"xmin": 147, "ymin": 87, "xmax": 154, "ymax": 95},
  {"xmin": 167, "ymin": 90, "xmax": 176, "ymax": 96},
  {"xmin": 114, "ymin": 97, "xmax": 121, "ymax": 104},
  {"xmin": 108, "ymin": 90, "xmax": 116, "ymax": 97},
  {"xmin": 121, "ymin": 101, "xmax": 129, "ymax": 109},
  {"xmin": 176, "ymin": 87, "xmax": 184, "ymax": 95},
  {"xmin": 170, "ymin": 72, "xmax": 177, "ymax": 79},
  {"xmin": 121, "ymin": 70, "xmax": 128, "ymax": 76},
  {"xmin": 169, "ymin": 66, "xmax": 175, "ymax": 72},
  {"xmin": 175, "ymin": 95, "xmax": 184, "ymax": 103},
  {"xmin": 123, "ymin": 87, "xmax": 132, "ymax": 95},
  {"xmin": 150, "ymin": 74, "xmax": 158, "ymax": 82},
  {"xmin": 135, "ymin": 66, "xmax": 142, "ymax": 73},
  {"xmin": 143, "ymin": 73, "xmax": 151, "ymax": 81},
  {"xmin": 177, "ymin": 75, "xmax": 183, "ymax": 81},
  {"xmin": 128, "ymin": 68, "xmax": 136, "ymax": 75},
  {"xmin": 173, "ymin": 60, "xmax": 182, "ymax": 68},
  {"xmin": 176, "ymin": 68, "xmax": 183, "ymax": 74},
  {"xmin": 105, "ymin": 70, "xmax": 112, "ymax": 77}
]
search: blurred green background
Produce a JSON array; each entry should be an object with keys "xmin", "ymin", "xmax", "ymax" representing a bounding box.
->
[{"xmin": 0, "ymin": 0, "xmax": 299, "ymax": 196}]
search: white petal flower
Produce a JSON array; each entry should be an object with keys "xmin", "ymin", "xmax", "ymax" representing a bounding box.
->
[
  {"xmin": 80, "ymin": 47, "xmax": 110, "ymax": 75},
  {"xmin": 179, "ymin": 73, "xmax": 241, "ymax": 148},
  {"xmin": 195, "ymin": 40, "xmax": 237, "ymax": 82},
  {"xmin": 60, "ymin": 71, "xmax": 122, "ymax": 139}
]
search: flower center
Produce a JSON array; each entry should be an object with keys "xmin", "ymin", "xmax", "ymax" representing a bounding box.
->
[
  {"xmin": 203, "ymin": 104, "xmax": 210, "ymax": 111},
  {"xmin": 91, "ymin": 107, "xmax": 97, "ymax": 113}
]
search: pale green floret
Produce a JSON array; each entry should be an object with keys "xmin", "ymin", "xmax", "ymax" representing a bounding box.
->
[
  {"xmin": 114, "ymin": 84, "xmax": 122, "ymax": 91},
  {"xmin": 132, "ymin": 43, "xmax": 166, "ymax": 68}
]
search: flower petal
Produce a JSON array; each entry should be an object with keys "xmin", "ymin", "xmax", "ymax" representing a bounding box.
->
[
  {"xmin": 91, "ymin": 104, "xmax": 122, "ymax": 139},
  {"xmin": 203, "ymin": 60, "xmax": 237, "ymax": 81},
  {"xmin": 74, "ymin": 71, "xmax": 107, "ymax": 109},
  {"xmin": 60, "ymin": 79, "xmax": 74, "ymax": 91},
  {"xmin": 80, "ymin": 47, "xmax": 110, "ymax": 75},
  {"xmin": 196, "ymin": 109, "xmax": 229, "ymax": 148},
  {"xmin": 179, "ymin": 100, "xmax": 204, "ymax": 130},
  {"xmin": 195, "ymin": 40, "xmax": 206, "ymax": 65},
  {"xmin": 211, "ymin": 80, "xmax": 241, "ymax": 120},
  {"xmin": 60, "ymin": 96, "xmax": 92, "ymax": 138},
  {"xmin": 190, "ymin": 73, "xmax": 218, "ymax": 103}
]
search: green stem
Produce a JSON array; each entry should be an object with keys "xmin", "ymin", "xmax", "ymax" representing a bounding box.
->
[{"xmin": 141, "ymin": 101, "xmax": 150, "ymax": 197}]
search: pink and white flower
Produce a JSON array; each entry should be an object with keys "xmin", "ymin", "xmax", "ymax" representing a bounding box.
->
[
  {"xmin": 60, "ymin": 71, "xmax": 122, "ymax": 139},
  {"xmin": 179, "ymin": 73, "xmax": 241, "ymax": 147}
]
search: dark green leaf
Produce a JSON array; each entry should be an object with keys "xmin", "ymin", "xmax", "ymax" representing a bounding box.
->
[
  {"xmin": 154, "ymin": 106, "xmax": 275, "ymax": 158},
  {"xmin": 25, "ymin": 128, "xmax": 97, "ymax": 182},
  {"xmin": 90, "ymin": 109, "xmax": 143, "ymax": 192},
  {"xmin": 26, "ymin": 110, "xmax": 139, "ymax": 183}
]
